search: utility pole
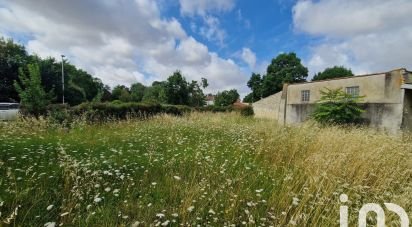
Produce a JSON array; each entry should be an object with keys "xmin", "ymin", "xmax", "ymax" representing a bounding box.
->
[{"xmin": 61, "ymin": 55, "xmax": 65, "ymax": 104}]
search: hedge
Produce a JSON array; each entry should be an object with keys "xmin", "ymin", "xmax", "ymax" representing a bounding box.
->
[{"xmin": 43, "ymin": 102, "xmax": 252, "ymax": 124}]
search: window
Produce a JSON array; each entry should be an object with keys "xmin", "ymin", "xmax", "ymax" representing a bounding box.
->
[
  {"xmin": 301, "ymin": 90, "xmax": 310, "ymax": 102},
  {"xmin": 346, "ymin": 86, "xmax": 359, "ymax": 97}
]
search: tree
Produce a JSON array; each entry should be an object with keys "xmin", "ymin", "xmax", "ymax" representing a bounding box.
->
[
  {"xmin": 0, "ymin": 38, "xmax": 28, "ymax": 102},
  {"xmin": 14, "ymin": 64, "xmax": 51, "ymax": 116},
  {"xmin": 188, "ymin": 80, "xmax": 206, "ymax": 107},
  {"xmin": 142, "ymin": 81, "xmax": 167, "ymax": 104},
  {"xmin": 261, "ymin": 53, "xmax": 308, "ymax": 97},
  {"xmin": 130, "ymin": 82, "xmax": 146, "ymax": 102},
  {"xmin": 312, "ymin": 88, "xmax": 364, "ymax": 125},
  {"xmin": 201, "ymin": 77, "xmax": 208, "ymax": 89},
  {"xmin": 164, "ymin": 71, "xmax": 189, "ymax": 105},
  {"xmin": 243, "ymin": 93, "xmax": 254, "ymax": 103},
  {"xmin": 111, "ymin": 85, "xmax": 130, "ymax": 101},
  {"xmin": 246, "ymin": 73, "xmax": 263, "ymax": 102},
  {"xmin": 214, "ymin": 89, "xmax": 239, "ymax": 106},
  {"xmin": 312, "ymin": 66, "xmax": 354, "ymax": 81}
]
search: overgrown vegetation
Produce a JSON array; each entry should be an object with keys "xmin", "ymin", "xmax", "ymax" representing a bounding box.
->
[
  {"xmin": 0, "ymin": 113, "xmax": 410, "ymax": 226},
  {"xmin": 312, "ymin": 66, "xmax": 354, "ymax": 81},
  {"xmin": 312, "ymin": 88, "xmax": 365, "ymax": 125}
]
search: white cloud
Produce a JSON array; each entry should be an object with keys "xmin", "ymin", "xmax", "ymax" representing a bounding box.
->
[
  {"xmin": 0, "ymin": 0, "xmax": 247, "ymax": 93},
  {"xmin": 293, "ymin": 0, "xmax": 412, "ymax": 77},
  {"xmin": 179, "ymin": 0, "xmax": 235, "ymax": 16},
  {"xmin": 241, "ymin": 48, "xmax": 257, "ymax": 69},
  {"xmin": 199, "ymin": 16, "xmax": 226, "ymax": 47}
]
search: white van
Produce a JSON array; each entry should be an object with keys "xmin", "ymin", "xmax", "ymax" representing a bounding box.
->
[{"xmin": 0, "ymin": 103, "xmax": 20, "ymax": 121}]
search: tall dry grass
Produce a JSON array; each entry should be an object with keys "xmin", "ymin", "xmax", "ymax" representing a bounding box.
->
[{"xmin": 0, "ymin": 112, "xmax": 411, "ymax": 226}]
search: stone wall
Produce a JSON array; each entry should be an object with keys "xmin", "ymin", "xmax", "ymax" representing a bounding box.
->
[{"xmin": 253, "ymin": 91, "xmax": 283, "ymax": 120}]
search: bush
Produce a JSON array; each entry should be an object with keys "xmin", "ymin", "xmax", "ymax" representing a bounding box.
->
[
  {"xmin": 240, "ymin": 106, "xmax": 254, "ymax": 117},
  {"xmin": 312, "ymin": 88, "xmax": 364, "ymax": 125},
  {"xmin": 72, "ymin": 102, "xmax": 191, "ymax": 122}
]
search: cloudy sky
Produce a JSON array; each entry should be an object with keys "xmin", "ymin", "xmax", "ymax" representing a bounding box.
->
[{"xmin": 1, "ymin": 0, "xmax": 411, "ymax": 96}]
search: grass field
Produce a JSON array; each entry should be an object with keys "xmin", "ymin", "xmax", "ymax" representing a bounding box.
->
[{"xmin": 0, "ymin": 113, "xmax": 411, "ymax": 226}]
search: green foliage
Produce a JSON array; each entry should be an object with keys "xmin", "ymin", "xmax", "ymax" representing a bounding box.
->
[
  {"xmin": 214, "ymin": 89, "xmax": 240, "ymax": 106},
  {"xmin": 261, "ymin": 53, "xmax": 308, "ymax": 97},
  {"xmin": 188, "ymin": 80, "xmax": 206, "ymax": 107},
  {"xmin": 312, "ymin": 88, "xmax": 365, "ymax": 125},
  {"xmin": 312, "ymin": 66, "xmax": 354, "ymax": 81},
  {"xmin": 130, "ymin": 82, "xmax": 146, "ymax": 102},
  {"xmin": 13, "ymin": 64, "xmax": 52, "ymax": 116},
  {"xmin": 240, "ymin": 105, "xmax": 254, "ymax": 117},
  {"xmin": 242, "ymin": 93, "xmax": 254, "ymax": 103},
  {"xmin": 72, "ymin": 102, "xmax": 190, "ymax": 122},
  {"xmin": 142, "ymin": 82, "xmax": 167, "ymax": 104},
  {"xmin": 246, "ymin": 73, "xmax": 263, "ymax": 102},
  {"xmin": 0, "ymin": 37, "xmax": 28, "ymax": 102},
  {"xmin": 164, "ymin": 71, "xmax": 189, "ymax": 105},
  {"xmin": 0, "ymin": 37, "xmax": 106, "ymax": 105}
]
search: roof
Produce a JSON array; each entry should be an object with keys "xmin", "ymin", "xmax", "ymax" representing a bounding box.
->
[
  {"xmin": 288, "ymin": 68, "xmax": 409, "ymax": 86},
  {"xmin": 205, "ymin": 95, "xmax": 215, "ymax": 101}
]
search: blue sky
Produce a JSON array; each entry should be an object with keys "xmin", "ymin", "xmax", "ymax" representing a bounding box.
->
[{"xmin": 1, "ymin": 0, "xmax": 411, "ymax": 97}]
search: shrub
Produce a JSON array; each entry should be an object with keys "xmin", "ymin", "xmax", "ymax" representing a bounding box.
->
[
  {"xmin": 240, "ymin": 105, "xmax": 254, "ymax": 117},
  {"xmin": 46, "ymin": 104, "xmax": 72, "ymax": 126},
  {"xmin": 72, "ymin": 102, "xmax": 190, "ymax": 122},
  {"xmin": 312, "ymin": 88, "xmax": 364, "ymax": 125}
]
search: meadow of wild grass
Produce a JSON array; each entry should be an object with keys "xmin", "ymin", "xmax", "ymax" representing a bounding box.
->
[{"xmin": 0, "ymin": 112, "xmax": 411, "ymax": 226}]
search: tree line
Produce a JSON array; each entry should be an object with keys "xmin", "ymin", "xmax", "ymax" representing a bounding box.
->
[
  {"xmin": 243, "ymin": 53, "xmax": 353, "ymax": 103},
  {"xmin": 0, "ymin": 37, "xmax": 242, "ymax": 110}
]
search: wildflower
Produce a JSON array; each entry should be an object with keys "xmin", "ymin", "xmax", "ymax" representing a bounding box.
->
[
  {"xmin": 44, "ymin": 222, "xmax": 56, "ymax": 227},
  {"xmin": 255, "ymin": 189, "xmax": 263, "ymax": 193},
  {"xmin": 173, "ymin": 176, "xmax": 181, "ymax": 180},
  {"xmin": 152, "ymin": 182, "xmax": 157, "ymax": 186},
  {"xmin": 104, "ymin": 187, "xmax": 111, "ymax": 192},
  {"xmin": 131, "ymin": 221, "xmax": 140, "ymax": 227},
  {"xmin": 161, "ymin": 220, "xmax": 170, "ymax": 226},
  {"xmin": 156, "ymin": 213, "xmax": 165, "ymax": 218},
  {"xmin": 94, "ymin": 197, "xmax": 102, "ymax": 203},
  {"xmin": 292, "ymin": 197, "xmax": 299, "ymax": 206},
  {"xmin": 60, "ymin": 212, "xmax": 69, "ymax": 217},
  {"xmin": 172, "ymin": 213, "xmax": 178, "ymax": 217},
  {"xmin": 113, "ymin": 189, "xmax": 120, "ymax": 194},
  {"xmin": 46, "ymin": 205, "xmax": 54, "ymax": 211},
  {"xmin": 208, "ymin": 209, "xmax": 216, "ymax": 215},
  {"xmin": 187, "ymin": 206, "xmax": 195, "ymax": 212}
]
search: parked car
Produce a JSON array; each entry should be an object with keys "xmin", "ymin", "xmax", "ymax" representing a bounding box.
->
[{"xmin": 0, "ymin": 103, "xmax": 20, "ymax": 121}]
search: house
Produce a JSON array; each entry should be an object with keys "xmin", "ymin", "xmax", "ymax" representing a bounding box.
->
[
  {"xmin": 253, "ymin": 68, "xmax": 412, "ymax": 133},
  {"xmin": 205, "ymin": 94, "xmax": 215, "ymax": 106}
]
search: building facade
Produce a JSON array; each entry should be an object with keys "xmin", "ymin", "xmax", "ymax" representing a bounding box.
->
[{"xmin": 253, "ymin": 68, "xmax": 412, "ymax": 133}]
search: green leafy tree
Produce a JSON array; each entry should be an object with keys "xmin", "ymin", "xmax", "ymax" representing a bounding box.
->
[
  {"xmin": 0, "ymin": 38, "xmax": 28, "ymax": 102},
  {"xmin": 130, "ymin": 82, "xmax": 146, "ymax": 102},
  {"xmin": 13, "ymin": 64, "xmax": 51, "ymax": 116},
  {"xmin": 261, "ymin": 53, "xmax": 308, "ymax": 97},
  {"xmin": 312, "ymin": 66, "xmax": 354, "ymax": 81},
  {"xmin": 246, "ymin": 73, "xmax": 263, "ymax": 102},
  {"xmin": 243, "ymin": 93, "xmax": 254, "ymax": 103},
  {"xmin": 214, "ymin": 89, "xmax": 239, "ymax": 106},
  {"xmin": 142, "ymin": 81, "xmax": 167, "ymax": 104},
  {"xmin": 201, "ymin": 77, "xmax": 208, "ymax": 89},
  {"xmin": 165, "ymin": 71, "xmax": 189, "ymax": 105},
  {"xmin": 312, "ymin": 88, "xmax": 364, "ymax": 125},
  {"xmin": 188, "ymin": 80, "xmax": 206, "ymax": 107},
  {"xmin": 111, "ymin": 85, "xmax": 130, "ymax": 101}
]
